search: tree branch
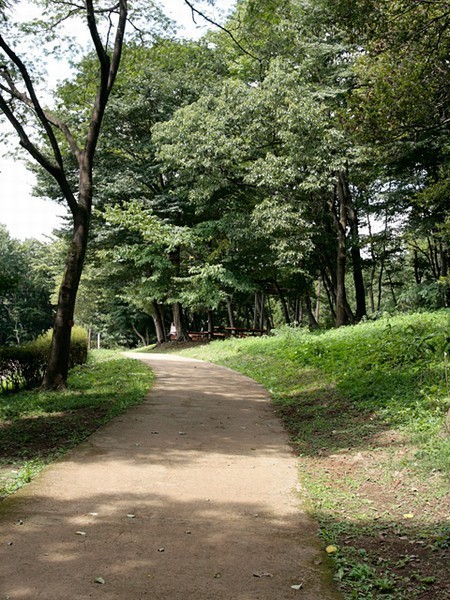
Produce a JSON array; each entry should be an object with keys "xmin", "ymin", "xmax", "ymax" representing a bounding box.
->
[
  {"xmin": 0, "ymin": 67, "xmax": 81, "ymax": 159},
  {"xmin": 0, "ymin": 92, "xmax": 79, "ymax": 215},
  {"xmin": 0, "ymin": 34, "xmax": 71, "ymax": 169},
  {"xmin": 183, "ymin": 0, "xmax": 262, "ymax": 65}
]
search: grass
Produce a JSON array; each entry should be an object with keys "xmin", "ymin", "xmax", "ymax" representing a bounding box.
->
[
  {"xmin": 0, "ymin": 350, "xmax": 153, "ymax": 499},
  {"xmin": 172, "ymin": 310, "xmax": 450, "ymax": 599}
]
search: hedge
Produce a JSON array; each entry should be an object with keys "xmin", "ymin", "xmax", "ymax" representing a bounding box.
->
[{"xmin": 0, "ymin": 326, "xmax": 88, "ymax": 393}]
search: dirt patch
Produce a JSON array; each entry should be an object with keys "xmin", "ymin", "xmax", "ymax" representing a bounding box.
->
[{"xmin": 297, "ymin": 435, "xmax": 449, "ymax": 598}]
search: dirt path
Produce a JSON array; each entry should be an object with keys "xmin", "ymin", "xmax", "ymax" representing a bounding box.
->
[{"xmin": 0, "ymin": 354, "xmax": 341, "ymax": 599}]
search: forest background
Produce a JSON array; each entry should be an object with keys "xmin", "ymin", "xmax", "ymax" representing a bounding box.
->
[{"xmin": 0, "ymin": 0, "xmax": 449, "ymax": 350}]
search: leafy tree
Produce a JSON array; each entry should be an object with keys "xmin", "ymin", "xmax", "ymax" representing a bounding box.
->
[{"xmin": 0, "ymin": 1, "xmax": 166, "ymax": 387}]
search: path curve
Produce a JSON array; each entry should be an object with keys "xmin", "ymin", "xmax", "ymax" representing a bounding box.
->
[{"xmin": 0, "ymin": 353, "xmax": 341, "ymax": 599}]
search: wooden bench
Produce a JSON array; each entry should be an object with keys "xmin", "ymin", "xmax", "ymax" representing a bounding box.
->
[{"xmin": 224, "ymin": 327, "xmax": 267, "ymax": 337}]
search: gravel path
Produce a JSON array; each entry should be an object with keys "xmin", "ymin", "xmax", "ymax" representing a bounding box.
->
[{"xmin": 0, "ymin": 353, "xmax": 341, "ymax": 599}]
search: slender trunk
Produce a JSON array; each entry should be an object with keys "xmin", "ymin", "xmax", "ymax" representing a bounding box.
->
[
  {"xmin": 226, "ymin": 296, "xmax": 235, "ymax": 329},
  {"xmin": 386, "ymin": 269, "xmax": 397, "ymax": 306},
  {"xmin": 330, "ymin": 176, "xmax": 348, "ymax": 327},
  {"xmin": 259, "ymin": 293, "xmax": 265, "ymax": 330},
  {"xmin": 315, "ymin": 279, "xmax": 321, "ymax": 323},
  {"xmin": 427, "ymin": 237, "xmax": 439, "ymax": 279},
  {"xmin": 274, "ymin": 281, "xmax": 290, "ymax": 324},
  {"xmin": 42, "ymin": 207, "xmax": 89, "ymax": 389},
  {"xmin": 151, "ymin": 301, "xmax": 166, "ymax": 344},
  {"xmin": 296, "ymin": 297, "xmax": 303, "ymax": 325},
  {"xmin": 305, "ymin": 296, "xmax": 319, "ymax": 330},
  {"xmin": 266, "ymin": 295, "xmax": 273, "ymax": 332},
  {"xmin": 347, "ymin": 192, "xmax": 366, "ymax": 321},
  {"xmin": 321, "ymin": 271, "xmax": 337, "ymax": 321},
  {"xmin": 207, "ymin": 310, "xmax": 214, "ymax": 339},
  {"xmin": 377, "ymin": 259, "xmax": 385, "ymax": 311},
  {"xmin": 413, "ymin": 249, "xmax": 421, "ymax": 284},
  {"xmin": 131, "ymin": 323, "xmax": 147, "ymax": 346}
]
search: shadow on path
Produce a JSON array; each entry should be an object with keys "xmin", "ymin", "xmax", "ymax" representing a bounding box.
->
[{"xmin": 0, "ymin": 353, "xmax": 341, "ymax": 599}]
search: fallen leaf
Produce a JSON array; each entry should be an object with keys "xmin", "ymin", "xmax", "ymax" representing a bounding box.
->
[
  {"xmin": 94, "ymin": 577, "xmax": 105, "ymax": 585},
  {"xmin": 253, "ymin": 571, "xmax": 273, "ymax": 578},
  {"xmin": 326, "ymin": 545, "xmax": 338, "ymax": 554},
  {"xmin": 75, "ymin": 531, "xmax": 87, "ymax": 536},
  {"xmin": 403, "ymin": 513, "xmax": 414, "ymax": 519},
  {"xmin": 291, "ymin": 583, "xmax": 303, "ymax": 590}
]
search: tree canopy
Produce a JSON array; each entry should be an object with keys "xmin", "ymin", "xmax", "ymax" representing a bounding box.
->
[{"xmin": 1, "ymin": 0, "xmax": 448, "ymax": 355}]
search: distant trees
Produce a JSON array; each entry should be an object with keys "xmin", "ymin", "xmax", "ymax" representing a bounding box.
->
[{"xmin": 0, "ymin": 225, "xmax": 53, "ymax": 345}]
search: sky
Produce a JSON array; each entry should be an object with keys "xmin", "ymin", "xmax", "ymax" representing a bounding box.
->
[{"xmin": 0, "ymin": 0, "xmax": 235, "ymax": 241}]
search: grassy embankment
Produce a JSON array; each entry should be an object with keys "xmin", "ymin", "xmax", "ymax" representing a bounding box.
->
[
  {"xmin": 0, "ymin": 351, "xmax": 153, "ymax": 499},
  {"xmin": 175, "ymin": 310, "xmax": 450, "ymax": 600}
]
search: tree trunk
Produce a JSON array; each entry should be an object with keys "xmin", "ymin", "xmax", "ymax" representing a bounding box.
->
[
  {"xmin": 346, "ymin": 189, "xmax": 366, "ymax": 322},
  {"xmin": 305, "ymin": 296, "xmax": 319, "ymax": 330},
  {"xmin": 207, "ymin": 309, "xmax": 214, "ymax": 339},
  {"xmin": 172, "ymin": 302, "xmax": 188, "ymax": 341},
  {"xmin": 274, "ymin": 281, "xmax": 290, "ymax": 324},
  {"xmin": 151, "ymin": 301, "xmax": 166, "ymax": 344},
  {"xmin": 315, "ymin": 279, "xmax": 321, "ymax": 323},
  {"xmin": 42, "ymin": 208, "xmax": 89, "ymax": 389},
  {"xmin": 259, "ymin": 293, "xmax": 266, "ymax": 330},
  {"xmin": 132, "ymin": 323, "xmax": 147, "ymax": 347},
  {"xmin": 330, "ymin": 175, "xmax": 349, "ymax": 327},
  {"xmin": 226, "ymin": 296, "xmax": 235, "ymax": 329},
  {"xmin": 321, "ymin": 271, "xmax": 337, "ymax": 321}
]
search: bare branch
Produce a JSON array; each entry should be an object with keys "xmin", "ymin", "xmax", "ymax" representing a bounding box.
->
[
  {"xmin": 0, "ymin": 66, "xmax": 81, "ymax": 158},
  {"xmin": 0, "ymin": 33, "xmax": 70, "ymax": 169},
  {"xmin": 183, "ymin": 0, "xmax": 262, "ymax": 66}
]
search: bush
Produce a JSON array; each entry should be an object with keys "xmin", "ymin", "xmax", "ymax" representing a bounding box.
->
[{"xmin": 0, "ymin": 326, "xmax": 88, "ymax": 393}]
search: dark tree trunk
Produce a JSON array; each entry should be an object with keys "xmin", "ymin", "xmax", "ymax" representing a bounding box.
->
[
  {"xmin": 274, "ymin": 281, "xmax": 290, "ymax": 325},
  {"xmin": 0, "ymin": 2, "xmax": 128, "ymax": 389},
  {"xmin": 151, "ymin": 301, "xmax": 166, "ymax": 344},
  {"xmin": 305, "ymin": 296, "xmax": 319, "ymax": 330},
  {"xmin": 413, "ymin": 249, "xmax": 421, "ymax": 284},
  {"xmin": 347, "ymin": 190, "xmax": 366, "ymax": 322},
  {"xmin": 321, "ymin": 271, "xmax": 337, "ymax": 321},
  {"xmin": 42, "ymin": 197, "xmax": 90, "ymax": 389},
  {"xmin": 226, "ymin": 296, "xmax": 235, "ymax": 329}
]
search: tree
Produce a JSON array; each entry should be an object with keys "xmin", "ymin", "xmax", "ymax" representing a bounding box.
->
[
  {"xmin": 0, "ymin": 225, "xmax": 54, "ymax": 344},
  {"xmin": 0, "ymin": 1, "xmax": 160, "ymax": 387}
]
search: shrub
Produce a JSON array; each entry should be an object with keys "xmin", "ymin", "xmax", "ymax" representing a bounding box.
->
[{"xmin": 0, "ymin": 326, "xmax": 88, "ymax": 392}]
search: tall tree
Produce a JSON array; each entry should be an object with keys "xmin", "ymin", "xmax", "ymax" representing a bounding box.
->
[{"xmin": 0, "ymin": 1, "xmax": 162, "ymax": 387}]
